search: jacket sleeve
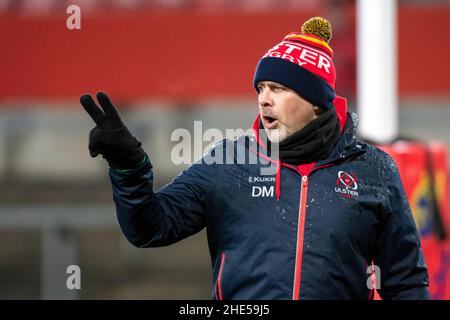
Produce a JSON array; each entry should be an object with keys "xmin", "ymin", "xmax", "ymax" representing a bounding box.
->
[
  {"xmin": 108, "ymin": 150, "xmax": 217, "ymax": 248},
  {"xmin": 373, "ymin": 156, "xmax": 430, "ymax": 300}
]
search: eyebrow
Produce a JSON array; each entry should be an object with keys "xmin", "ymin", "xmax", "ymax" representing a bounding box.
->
[
  {"xmin": 259, "ymin": 81, "xmax": 280, "ymax": 87},
  {"xmin": 263, "ymin": 82, "xmax": 287, "ymax": 90}
]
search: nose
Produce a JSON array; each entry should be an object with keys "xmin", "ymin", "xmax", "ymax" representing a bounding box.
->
[{"xmin": 258, "ymin": 87, "xmax": 272, "ymax": 108}]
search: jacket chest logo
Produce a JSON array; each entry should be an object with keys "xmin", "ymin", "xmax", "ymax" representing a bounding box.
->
[
  {"xmin": 248, "ymin": 176, "xmax": 275, "ymax": 198},
  {"xmin": 335, "ymin": 171, "xmax": 359, "ymax": 198}
]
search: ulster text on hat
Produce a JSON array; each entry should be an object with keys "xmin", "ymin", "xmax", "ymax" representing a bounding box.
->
[{"xmin": 262, "ymin": 41, "xmax": 332, "ymax": 74}]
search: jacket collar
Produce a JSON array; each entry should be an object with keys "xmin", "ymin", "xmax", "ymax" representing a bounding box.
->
[{"xmin": 315, "ymin": 112, "xmax": 366, "ymax": 167}]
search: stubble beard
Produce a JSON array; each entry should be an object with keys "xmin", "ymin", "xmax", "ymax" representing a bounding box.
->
[{"xmin": 263, "ymin": 126, "xmax": 289, "ymax": 144}]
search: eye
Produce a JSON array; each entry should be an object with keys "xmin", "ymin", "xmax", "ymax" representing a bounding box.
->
[{"xmin": 257, "ymin": 84, "xmax": 264, "ymax": 92}]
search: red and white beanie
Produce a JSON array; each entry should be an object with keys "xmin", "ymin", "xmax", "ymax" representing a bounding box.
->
[{"xmin": 253, "ymin": 17, "xmax": 336, "ymax": 110}]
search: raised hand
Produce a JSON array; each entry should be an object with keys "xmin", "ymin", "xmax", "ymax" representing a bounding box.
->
[{"xmin": 80, "ymin": 92, "xmax": 145, "ymax": 169}]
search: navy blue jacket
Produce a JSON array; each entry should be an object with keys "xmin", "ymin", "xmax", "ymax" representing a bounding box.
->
[{"xmin": 109, "ymin": 100, "xmax": 429, "ymax": 300}]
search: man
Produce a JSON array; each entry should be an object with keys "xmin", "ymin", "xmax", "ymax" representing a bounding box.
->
[{"xmin": 81, "ymin": 17, "xmax": 429, "ymax": 299}]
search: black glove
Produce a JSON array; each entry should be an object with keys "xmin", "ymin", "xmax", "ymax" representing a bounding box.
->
[{"xmin": 80, "ymin": 92, "xmax": 145, "ymax": 169}]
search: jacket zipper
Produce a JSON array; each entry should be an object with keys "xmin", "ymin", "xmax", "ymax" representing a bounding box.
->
[
  {"xmin": 215, "ymin": 252, "xmax": 226, "ymax": 300},
  {"xmin": 292, "ymin": 175, "xmax": 309, "ymax": 300}
]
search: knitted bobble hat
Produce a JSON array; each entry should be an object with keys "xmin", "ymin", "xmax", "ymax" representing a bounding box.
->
[{"xmin": 253, "ymin": 17, "xmax": 336, "ymax": 110}]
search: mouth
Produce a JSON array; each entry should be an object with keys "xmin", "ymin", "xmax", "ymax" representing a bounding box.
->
[{"xmin": 263, "ymin": 115, "xmax": 279, "ymax": 129}]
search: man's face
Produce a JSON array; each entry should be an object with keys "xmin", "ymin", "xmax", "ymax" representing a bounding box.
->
[{"xmin": 257, "ymin": 81, "xmax": 319, "ymax": 143}]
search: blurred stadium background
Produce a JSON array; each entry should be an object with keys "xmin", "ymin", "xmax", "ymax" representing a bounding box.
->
[{"xmin": 1, "ymin": 0, "xmax": 450, "ymax": 299}]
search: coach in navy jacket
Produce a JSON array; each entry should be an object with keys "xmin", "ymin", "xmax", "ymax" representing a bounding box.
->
[{"xmin": 81, "ymin": 17, "xmax": 429, "ymax": 299}]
